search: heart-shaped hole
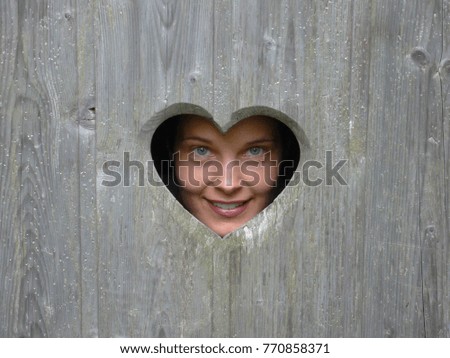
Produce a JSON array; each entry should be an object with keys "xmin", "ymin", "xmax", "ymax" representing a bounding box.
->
[{"xmin": 150, "ymin": 106, "xmax": 301, "ymax": 237}]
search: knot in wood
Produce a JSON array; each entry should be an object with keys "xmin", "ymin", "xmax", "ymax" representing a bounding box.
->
[
  {"xmin": 79, "ymin": 107, "xmax": 96, "ymax": 130},
  {"xmin": 384, "ymin": 327, "xmax": 394, "ymax": 338},
  {"xmin": 424, "ymin": 225, "xmax": 437, "ymax": 245},
  {"xmin": 264, "ymin": 36, "xmax": 276, "ymax": 50},
  {"xmin": 440, "ymin": 59, "xmax": 450, "ymax": 77},
  {"xmin": 410, "ymin": 47, "xmax": 431, "ymax": 68}
]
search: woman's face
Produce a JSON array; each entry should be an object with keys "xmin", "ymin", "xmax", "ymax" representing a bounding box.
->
[{"xmin": 174, "ymin": 115, "xmax": 281, "ymax": 237}]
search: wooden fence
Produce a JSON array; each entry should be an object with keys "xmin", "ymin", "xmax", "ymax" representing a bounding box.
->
[{"xmin": 0, "ymin": 0, "xmax": 449, "ymax": 337}]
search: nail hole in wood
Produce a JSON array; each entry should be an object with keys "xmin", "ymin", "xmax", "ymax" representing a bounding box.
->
[{"xmin": 85, "ymin": 107, "xmax": 96, "ymax": 120}]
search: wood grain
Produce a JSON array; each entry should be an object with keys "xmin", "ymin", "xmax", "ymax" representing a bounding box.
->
[
  {"xmin": 0, "ymin": 0, "xmax": 83, "ymax": 336},
  {"xmin": 360, "ymin": 0, "xmax": 441, "ymax": 337},
  {"xmin": 437, "ymin": 0, "xmax": 450, "ymax": 338},
  {"xmin": 76, "ymin": 0, "xmax": 98, "ymax": 337},
  {"xmin": 418, "ymin": 0, "xmax": 447, "ymax": 336},
  {"xmin": 0, "ymin": 0, "xmax": 97, "ymax": 337}
]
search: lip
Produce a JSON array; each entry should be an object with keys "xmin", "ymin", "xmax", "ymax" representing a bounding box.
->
[{"xmin": 207, "ymin": 200, "xmax": 249, "ymax": 218}]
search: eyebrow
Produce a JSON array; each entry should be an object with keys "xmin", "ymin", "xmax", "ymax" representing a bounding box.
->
[
  {"xmin": 180, "ymin": 137, "xmax": 277, "ymax": 145},
  {"xmin": 245, "ymin": 138, "xmax": 277, "ymax": 145},
  {"xmin": 180, "ymin": 136, "xmax": 214, "ymax": 144}
]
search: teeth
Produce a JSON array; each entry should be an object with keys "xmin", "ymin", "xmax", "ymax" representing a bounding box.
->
[{"xmin": 213, "ymin": 202, "xmax": 243, "ymax": 210}]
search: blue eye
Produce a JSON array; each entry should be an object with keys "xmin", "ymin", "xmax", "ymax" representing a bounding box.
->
[
  {"xmin": 193, "ymin": 147, "xmax": 210, "ymax": 156},
  {"xmin": 247, "ymin": 147, "xmax": 264, "ymax": 156}
]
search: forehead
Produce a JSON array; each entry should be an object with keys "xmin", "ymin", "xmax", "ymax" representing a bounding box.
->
[{"xmin": 177, "ymin": 115, "xmax": 279, "ymax": 141}]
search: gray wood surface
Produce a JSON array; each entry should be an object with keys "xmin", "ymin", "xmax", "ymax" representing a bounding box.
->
[
  {"xmin": 0, "ymin": 0, "xmax": 84, "ymax": 336},
  {"xmin": 1, "ymin": 0, "xmax": 449, "ymax": 337}
]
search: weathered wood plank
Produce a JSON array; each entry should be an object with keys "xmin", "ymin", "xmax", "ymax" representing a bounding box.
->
[
  {"xmin": 140, "ymin": 0, "xmax": 217, "ymax": 337},
  {"xmin": 231, "ymin": 0, "xmax": 283, "ymax": 111},
  {"xmin": 96, "ymin": 0, "xmax": 217, "ymax": 337},
  {"xmin": 418, "ymin": 0, "xmax": 448, "ymax": 337},
  {"xmin": 76, "ymin": 0, "xmax": 98, "ymax": 337},
  {"xmin": 438, "ymin": 0, "xmax": 450, "ymax": 338},
  {"xmin": 209, "ymin": 0, "xmax": 235, "ymax": 336},
  {"xmin": 219, "ymin": 0, "xmax": 313, "ymax": 337},
  {"xmin": 361, "ymin": 0, "xmax": 444, "ymax": 337},
  {"xmin": 96, "ymin": 0, "xmax": 142, "ymax": 337},
  {"xmin": 283, "ymin": 0, "xmax": 360, "ymax": 337},
  {"xmin": 165, "ymin": 1, "xmax": 215, "ymax": 112},
  {"xmin": 212, "ymin": 0, "xmax": 234, "ymax": 126},
  {"xmin": 0, "ymin": 0, "xmax": 22, "ymax": 337},
  {"xmin": 0, "ymin": 0, "xmax": 82, "ymax": 336}
]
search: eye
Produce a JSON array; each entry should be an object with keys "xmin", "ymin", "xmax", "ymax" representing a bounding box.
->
[
  {"xmin": 247, "ymin": 147, "xmax": 264, "ymax": 156},
  {"xmin": 193, "ymin": 146, "xmax": 210, "ymax": 156}
]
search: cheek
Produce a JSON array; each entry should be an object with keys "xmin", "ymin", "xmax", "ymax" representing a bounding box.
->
[
  {"xmin": 247, "ymin": 164, "xmax": 279, "ymax": 195},
  {"xmin": 177, "ymin": 173, "xmax": 204, "ymax": 214},
  {"xmin": 175, "ymin": 163, "xmax": 205, "ymax": 193}
]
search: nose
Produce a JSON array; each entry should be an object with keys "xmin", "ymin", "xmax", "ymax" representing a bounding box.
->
[{"xmin": 210, "ymin": 159, "xmax": 242, "ymax": 194}]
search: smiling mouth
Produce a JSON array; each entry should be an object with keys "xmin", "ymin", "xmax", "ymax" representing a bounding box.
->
[
  {"xmin": 212, "ymin": 202, "xmax": 245, "ymax": 210},
  {"xmin": 207, "ymin": 200, "xmax": 249, "ymax": 218}
]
